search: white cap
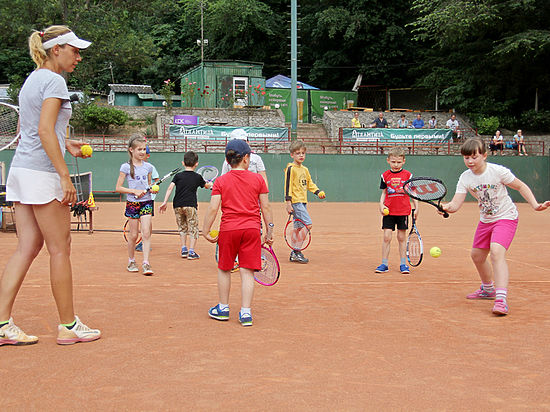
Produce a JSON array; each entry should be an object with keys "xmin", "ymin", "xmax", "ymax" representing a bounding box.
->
[
  {"xmin": 43, "ymin": 31, "xmax": 91, "ymax": 50},
  {"xmin": 229, "ymin": 128, "xmax": 248, "ymax": 141}
]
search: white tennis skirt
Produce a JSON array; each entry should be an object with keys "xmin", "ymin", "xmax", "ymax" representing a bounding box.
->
[{"xmin": 6, "ymin": 167, "xmax": 63, "ymax": 204}]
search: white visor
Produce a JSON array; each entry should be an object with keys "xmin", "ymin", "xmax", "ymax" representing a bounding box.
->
[{"xmin": 42, "ymin": 32, "xmax": 91, "ymax": 50}]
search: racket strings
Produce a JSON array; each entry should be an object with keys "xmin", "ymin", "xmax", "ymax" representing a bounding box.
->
[
  {"xmin": 405, "ymin": 180, "xmax": 446, "ymax": 201},
  {"xmin": 407, "ymin": 234, "xmax": 422, "ymax": 266},
  {"xmin": 0, "ymin": 105, "xmax": 18, "ymax": 137},
  {"xmin": 254, "ymin": 250, "xmax": 278, "ymax": 285}
]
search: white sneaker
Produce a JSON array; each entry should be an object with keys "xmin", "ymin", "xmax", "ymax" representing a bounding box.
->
[
  {"xmin": 0, "ymin": 318, "xmax": 38, "ymax": 346},
  {"xmin": 57, "ymin": 315, "xmax": 101, "ymax": 345}
]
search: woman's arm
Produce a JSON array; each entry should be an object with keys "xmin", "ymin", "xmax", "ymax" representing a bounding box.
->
[{"xmin": 507, "ymin": 178, "xmax": 550, "ymax": 211}]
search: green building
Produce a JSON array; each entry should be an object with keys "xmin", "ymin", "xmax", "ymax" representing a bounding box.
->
[{"xmin": 180, "ymin": 60, "xmax": 266, "ymax": 108}]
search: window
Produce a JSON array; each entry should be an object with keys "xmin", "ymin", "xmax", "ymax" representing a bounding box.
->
[{"xmin": 233, "ymin": 77, "xmax": 248, "ymax": 105}]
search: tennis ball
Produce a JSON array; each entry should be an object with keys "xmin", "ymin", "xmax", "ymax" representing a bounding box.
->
[
  {"xmin": 81, "ymin": 144, "xmax": 93, "ymax": 157},
  {"xmin": 430, "ymin": 247, "xmax": 442, "ymax": 258},
  {"xmin": 209, "ymin": 229, "xmax": 219, "ymax": 238},
  {"xmin": 151, "ymin": 184, "xmax": 160, "ymax": 192},
  {"xmin": 383, "ymin": 208, "xmax": 390, "ymax": 216},
  {"xmin": 318, "ymin": 191, "xmax": 326, "ymax": 199}
]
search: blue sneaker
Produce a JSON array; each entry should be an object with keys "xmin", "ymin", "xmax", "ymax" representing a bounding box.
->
[
  {"xmin": 181, "ymin": 248, "xmax": 188, "ymax": 258},
  {"xmin": 208, "ymin": 304, "xmax": 229, "ymax": 321},
  {"xmin": 135, "ymin": 242, "xmax": 143, "ymax": 252},
  {"xmin": 187, "ymin": 251, "xmax": 200, "ymax": 260},
  {"xmin": 375, "ymin": 264, "xmax": 389, "ymax": 273},
  {"xmin": 400, "ymin": 264, "xmax": 410, "ymax": 274},
  {"xmin": 239, "ymin": 312, "xmax": 253, "ymax": 327}
]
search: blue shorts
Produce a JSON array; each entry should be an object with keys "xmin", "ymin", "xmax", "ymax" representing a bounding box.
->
[
  {"xmin": 125, "ymin": 200, "xmax": 154, "ymax": 219},
  {"xmin": 292, "ymin": 203, "xmax": 312, "ymax": 228}
]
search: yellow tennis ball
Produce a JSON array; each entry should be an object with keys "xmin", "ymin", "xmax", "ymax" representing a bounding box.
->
[
  {"xmin": 209, "ymin": 229, "xmax": 219, "ymax": 238},
  {"xmin": 81, "ymin": 144, "xmax": 93, "ymax": 156},
  {"xmin": 318, "ymin": 191, "xmax": 325, "ymax": 199},
  {"xmin": 383, "ymin": 208, "xmax": 390, "ymax": 216},
  {"xmin": 151, "ymin": 184, "xmax": 159, "ymax": 192},
  {"xmin": 430, "ymin": 247, "xmax": 442, "ymax": 258}
]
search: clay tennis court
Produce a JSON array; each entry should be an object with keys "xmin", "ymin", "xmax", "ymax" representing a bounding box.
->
[{"xmin": 1, "ymin": 201, "xmax": 549, "ymax": 410}]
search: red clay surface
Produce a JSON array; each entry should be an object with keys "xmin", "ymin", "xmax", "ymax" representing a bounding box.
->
[{"xmin": 1, "ymin": 201, "xmax": 549, "ymax": 410}]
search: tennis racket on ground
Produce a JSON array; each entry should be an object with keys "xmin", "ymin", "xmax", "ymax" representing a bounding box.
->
[
  {"xmin": 406, "ymin": 209, "xmax": 423, "ymax": 267},
  {"xmin": 196, "ymin": 165, "xmax": 219, "ymax": 184},
  {"xmin": 0, "ymin": 103, "xmax": 20, "ymax": 152},
  {"xmin": 254, "ymin": 245, "xmax": 280, "ymax": 286},
  {"xmin": 146, "ymin": 167, "xmax": 182, "ymax": 192},
  {"xmin": 284, "ymin": 212, "xmax": 312, "ymax": 251},
  {"xmin": 403, "ymin": 177, "xmax": 449, "ymax": 218}
]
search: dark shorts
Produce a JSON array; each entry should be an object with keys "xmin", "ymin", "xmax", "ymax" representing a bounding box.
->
[
  {"xmin": 218, "ymin": 228, "xmax": 261, "ymax": 271},
  {"xmin": 125, "ymin": 200, "xmax": 154, "ymax": 219},
  {"xmin": 382, "ymin": 215, "xmax": 408, "ymax": 231}
]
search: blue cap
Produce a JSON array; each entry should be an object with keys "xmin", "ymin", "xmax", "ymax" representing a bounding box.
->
[{"xmin": 225, "ymin": 139, "xmax": 251, "ymax": 156}]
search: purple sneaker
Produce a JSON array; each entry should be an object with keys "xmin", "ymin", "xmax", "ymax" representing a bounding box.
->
[
  {"xmin": 466, "ymin": 285, "xmax": 496, "ymax": 300},
  {"xmin": 492, "ymin": 299, "xmax": 509, "ymax": 316}
]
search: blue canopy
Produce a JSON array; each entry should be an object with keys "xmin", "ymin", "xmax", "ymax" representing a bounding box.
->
[{"xmin": 265, "ymin": 75, "xmax": 319, "ymax": 90}]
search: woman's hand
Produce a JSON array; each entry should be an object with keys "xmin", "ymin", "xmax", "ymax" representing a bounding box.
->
[
  {"xmin": 66, "ymin": 139, "xmax": 90, "ymax": 158},
  {"xmin": 60, "ymin": 175, "xmax": 77, "ymax": 205}
]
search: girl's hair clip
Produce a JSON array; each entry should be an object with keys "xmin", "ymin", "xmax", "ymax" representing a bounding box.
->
[{"xmin": 39, "ymin": 31, "xmax": 45, "ymax": 37}]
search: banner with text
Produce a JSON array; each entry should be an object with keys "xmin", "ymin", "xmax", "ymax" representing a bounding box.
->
[
  {"xmin": 168, "ymin": 125, "xmax": 288, "ymax": 141},
  {"xmin": 342, "ymin": 128, "xmax": 452, "ymax": 142}
]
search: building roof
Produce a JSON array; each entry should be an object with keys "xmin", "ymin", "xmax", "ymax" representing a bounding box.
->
[
  {"xmin": 109, "ymin": 84, "xmax": 154, "ymax": 94},
  {"xmin": 265, "ymin": 75, "xmax": 318, "ymax": 90}
]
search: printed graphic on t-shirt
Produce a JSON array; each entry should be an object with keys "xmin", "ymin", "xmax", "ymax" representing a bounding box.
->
[{"xmin": 472, "ymin": 184, "xmax": 499, "ymax": 216}]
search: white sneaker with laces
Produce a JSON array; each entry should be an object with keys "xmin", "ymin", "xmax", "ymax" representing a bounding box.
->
[
  {"xmin": 57, "ymin": 315, "xmax": 101, "ymax": 345},
  {"xmin": 0, "ymin": 318, "xmax": 38, "ymax": 346}
]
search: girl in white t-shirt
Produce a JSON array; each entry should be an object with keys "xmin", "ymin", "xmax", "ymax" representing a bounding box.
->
[
  {"xmin": 442, "ymin": 139, "xmax": 549, "ymax": 316},
  {"xmin": 115, "ymin": 134, "xmax": 158, "ymax": 275}
]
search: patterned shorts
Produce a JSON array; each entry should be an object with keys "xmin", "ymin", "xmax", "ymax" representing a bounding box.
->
[
  {"xmin": 174, "ymin": 206, "xmax": 199, "ymax": 238},
  {"xmin": 125, "ymin": 200, "xmax": 154, "ymax": 219}
]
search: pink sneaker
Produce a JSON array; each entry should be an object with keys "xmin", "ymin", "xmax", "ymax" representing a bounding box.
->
[
  {"xmin": 466, "ymin": 285, "xmax": 496, "ymax": 300},
  {"xmin": 492, "ymin": 299, "xmax": 509, "ymax": 316}
]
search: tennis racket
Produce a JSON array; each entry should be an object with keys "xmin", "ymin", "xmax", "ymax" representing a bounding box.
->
[
  {"xmin": 403, "ymin": 177, "xmax": 449, "ymax": 218},
  {"xmin": 123, "ymin": 219, "xmax": 142, "ymax": 244},
  {"xmin": 0, "ymin": 103, "xmax": 20, "ymax": 152},
  {"xmin": 196, "ymin": 165, "xmax": 219, "ymax": 184},
  {"xmin": 284, "ymin": 212, "xmax": 311, "ymax": 251},
  {"xmin": 254, "ymin": 245, "xmax": 280, "ymax": 286},
  {"xmin": 406, "ymin": 209, "xmax": 423, "ymax": 267},
  {"xmin": 146, "ymin": 167, "xmax": 182, "ymax": 192}
]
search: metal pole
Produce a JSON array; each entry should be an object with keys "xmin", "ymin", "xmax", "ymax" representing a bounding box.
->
[
  {"xmin": 290, "ymin": 0, "xmax": 298, "ymax": 139},
  {"xmin": 200, "ymin": 0, "xmax": 204, "ymax": 62}
]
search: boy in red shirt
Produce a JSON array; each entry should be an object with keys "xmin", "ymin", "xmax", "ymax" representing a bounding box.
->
[
  {"xmin": 376, "ymin": 147, "xmax": 418, "ymax": 274},
  {"xmin": 202, "ymin": 139, "xmax": 274, "ymax": 327}
]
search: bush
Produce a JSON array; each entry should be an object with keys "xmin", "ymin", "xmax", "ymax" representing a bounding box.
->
[
  {"xmin": 520, "ymin": 110, "xmax": 550, "ymax": 132},
  {"xmin": 474, "ymin": 116, "xmax": 500, "ymax": 135},
  {"xmin": 73, "ymin": 103, "xmax": 129, "ymax": 134}
]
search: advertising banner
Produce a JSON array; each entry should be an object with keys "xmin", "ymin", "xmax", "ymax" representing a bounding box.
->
[
  {"xmin": 341, "ymin": 128, "xmax": 452, "ymax": 142},
  {"xmin": 168, "ymin": 125, "xmax": 288, "ymax": 141}
]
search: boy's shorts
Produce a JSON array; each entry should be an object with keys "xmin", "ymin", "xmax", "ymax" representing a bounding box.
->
[
  {"xmin": 473, "ymin": 219, "xmax": 518, "ymax": 250},
  {"xmin": 218, "ymin": 228, "xmax": 261, "ymax": 271},
  {"xmin": 382, "ymin": 215, "xmax": 408, "ymax": 231},
  {"xmin": 292, "ymin": 203, "xmax": 312, "ymax": 228},
  {"xmin": 174, "ymin": 206, "xmax": 199, "ymax": 238},
  {"xmin": 125, "ymin": 200, "xmax": 153, "ymax": 219}
]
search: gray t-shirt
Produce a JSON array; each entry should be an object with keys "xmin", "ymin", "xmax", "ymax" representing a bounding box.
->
[
  {"xmin": 120, "ymin": 162, "xmax": 154, "ymax": 202},
  {"xmin": 11, "ymin": 69, "xmax": 71, "ymax": 173}
]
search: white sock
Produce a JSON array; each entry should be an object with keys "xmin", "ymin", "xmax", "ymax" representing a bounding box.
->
[
  {"xmin": 482, "ymin": 282, "xmax": 495, "ymax": 293},
  {"xmin": 240, "ymin": 307, "xmax": 251, "ymax": 316},
  {"xmin": 219, "ymin": 303, "xmax": 229, "ymax": 310},
  {"xmin": 496, "ymin": 288, "xmax": 507, "ymax": 302}
]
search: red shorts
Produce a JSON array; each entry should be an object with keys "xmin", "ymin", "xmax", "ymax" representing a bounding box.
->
[
  {"xmin": 472, "ymin": 219, "xmax": 518, "ymax": 250},
  {"xmin": 218, "ymin": 228, "xmax": 261, "ymax": 271}
]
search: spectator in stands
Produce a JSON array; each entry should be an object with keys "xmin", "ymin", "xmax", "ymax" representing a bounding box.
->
[
  {"xmin": 351, "ymin": 112, "xmax": 361, "ymax": 128},
  {"xmin": 514, "ymin": 129, "xmax": 528, "ymax": 156},
  {"xmin": 371, "ymin": 112, "xmax": 389, "ymax": 128},
  {"xmin": 428, "ymin": 116, "xmax": 437, "ymax": 129},
  {"xmin": 489, "ymin": 130, "xmax": 504, "ymax": 156},
  {"xmin": 446, "ymin": 114, "xmax": 461, "ymax": 140},
  {"xmin": 397, "ymin": 114, "xmax": 408, "ymax": 128},
  {"xmin": 412, "ymin": 114, "xmax": 425, "ymax": 129}
]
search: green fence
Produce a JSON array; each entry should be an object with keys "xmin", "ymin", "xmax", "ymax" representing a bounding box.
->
[{"xmin": 1, "ymin": 150, "xmax": 548, "ymax": 203}]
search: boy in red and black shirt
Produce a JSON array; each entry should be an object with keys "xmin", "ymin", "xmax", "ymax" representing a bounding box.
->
[{"xmin": 376, "ymin": 147, "xmax": 418, "ymax": 274}]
